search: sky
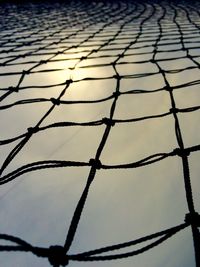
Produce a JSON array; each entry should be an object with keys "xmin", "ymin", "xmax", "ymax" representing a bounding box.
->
[{"xmin": 0, "ymin": 1, "xmax": 199, "ymax": 267}]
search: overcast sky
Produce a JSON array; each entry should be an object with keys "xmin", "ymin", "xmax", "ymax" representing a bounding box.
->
[{"xmin": 0, "ymin": 1, "xmax": 199, "ymax": 267}]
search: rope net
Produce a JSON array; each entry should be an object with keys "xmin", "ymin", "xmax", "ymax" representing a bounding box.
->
[{"xmin": 0, "ymin": 0, "xmax": 199, "ymax": 266}]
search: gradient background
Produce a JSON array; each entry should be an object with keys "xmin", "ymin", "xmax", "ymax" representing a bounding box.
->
[{"xmin": 0, "ymin": 1, "xmax": 199, "ymax": 266}]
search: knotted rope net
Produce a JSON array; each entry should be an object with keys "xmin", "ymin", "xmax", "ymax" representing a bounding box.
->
[{"xmin": 0, "ymin": 0, "xmax": 199, "ymax": 266}]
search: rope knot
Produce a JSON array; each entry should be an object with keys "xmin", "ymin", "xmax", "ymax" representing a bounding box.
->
[
  {"xmin": 185, "ymin": 212, "xmax": 200, "ymax": 227},
  {"xmin": 27, "ymin": 126, "xmax": 39, "ymax": 134},
  {"xmin": 66, "ymin": 79, "xmax": 73, "ymax": 85},
  {"xmin": 23, "ymin": 70, "xmax": 30, "ymax": 75},
  {"xmin": 102, "ymin": 117, "xmax": 115, "ymax": 127},
  {"xmin": 89, "ymin": 158, "xmax": 102, "ymax": 169},
  {"xmin": 173, "ymin": 148, "xmax": 190, "ymax": 157},
  {"xmin": 51, "ymin": 98, "xmax": 60, "ymax": 106},
  {"xmin": 8, "ymin": 86, "xmax": 18, "ymax": 92},
  {"xmin": 113, "ymin": 74, "xmax": 121, "ymax": 80},
  {"xmin": 165, "ymin": 85, "xmax": 173, "ymax": 92},
  {"xmin": 40, "ymin": 60, "xmax": 47, "ymax": 64},
  {"xmin": 113, "ymin": 91, "xmax": 120, "ymax": 98},
  {"xmin": 48, "ymin": 246, "xmax": 69, "ymax": 267},
  {"xmin": 170, "ymin": 107, "xmax": 179, "ymax": 113}
]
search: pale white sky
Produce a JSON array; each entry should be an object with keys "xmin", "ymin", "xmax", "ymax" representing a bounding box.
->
[{"xmin": 0, "ymin": 1, "xmax": 199, "ymax": 267}]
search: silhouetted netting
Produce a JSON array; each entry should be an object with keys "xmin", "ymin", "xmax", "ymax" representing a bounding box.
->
[{"xmin": 0, "ymin": 0, "xmax": 200, "ymax": 266}]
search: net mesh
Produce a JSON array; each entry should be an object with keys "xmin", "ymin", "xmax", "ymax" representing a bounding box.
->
[{"xmin": 0, "ymin": 0, "xmax": 200, "ymax": 266}]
